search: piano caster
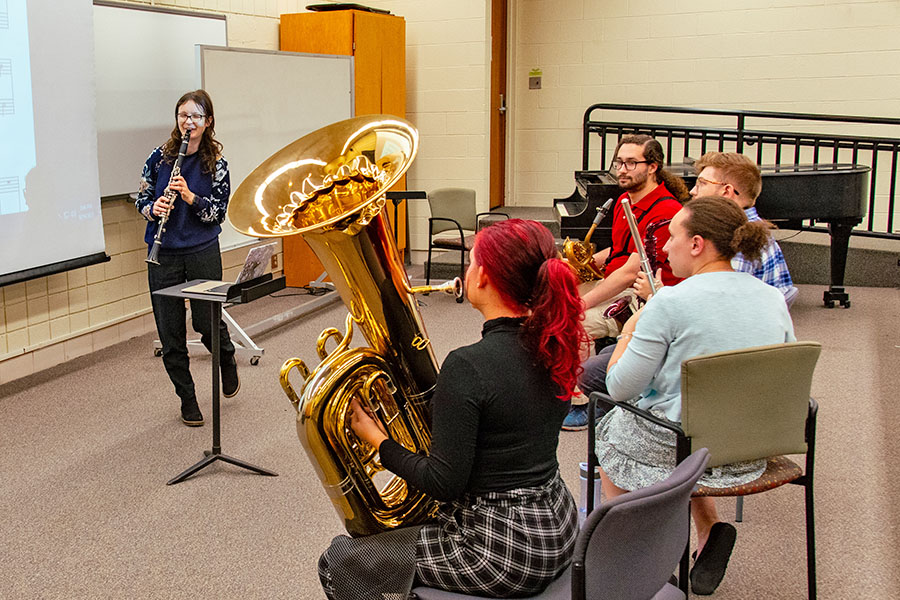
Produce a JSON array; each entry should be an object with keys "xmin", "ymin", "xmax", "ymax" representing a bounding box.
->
[{"xmin": 823, "ymin": 287, "xmax": 850, "ymax": 309}]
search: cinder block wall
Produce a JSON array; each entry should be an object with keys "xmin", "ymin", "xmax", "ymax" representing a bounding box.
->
[{"xmin": 510, "ymin": 0, "xmax": 900, "ymax": 233}]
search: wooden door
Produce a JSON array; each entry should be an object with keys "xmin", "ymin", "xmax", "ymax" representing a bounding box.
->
[{"xmin": 489, "ymin": 0, "xmax": 508, "ymax": 210}]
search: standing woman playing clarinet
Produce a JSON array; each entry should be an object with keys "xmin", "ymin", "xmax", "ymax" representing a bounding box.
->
[
  {"xmin": 135, "ymin": 89, "xmax": 239, "ymax": 427},
  {"xmin": 596, "ymin": 196, "xmax": 796, "ymax": 595},
  {"xmin": 318, "ymin": 219, "xmax": 590, "ymax": 599}
]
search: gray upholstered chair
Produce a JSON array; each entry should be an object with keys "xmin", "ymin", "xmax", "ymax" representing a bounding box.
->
[
  {"xmin": 425, "ymin": 188, "xmax": 508, "ymax": 297},
  {"xmin": 411, "ymin": 448, "xmax": 710, "ymax": 600},
  {"xmin": 591, "ymin": 341, "xmax": 821, "ymax": 599}
]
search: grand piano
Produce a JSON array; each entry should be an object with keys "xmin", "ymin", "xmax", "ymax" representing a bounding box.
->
[{"xmin": 554, "ymin": 163, "xmax": 869, "ymax": 308}]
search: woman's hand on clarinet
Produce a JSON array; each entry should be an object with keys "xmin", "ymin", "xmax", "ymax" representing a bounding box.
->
[
  {"xmin": 634, "ymin": 268, "xmax": 663, "ymax": 300},
  {"xmin": 152, "ymin": 195, "xmax": 173, "ymax": 218},
  {"xmin": 349, "ymin": 397, "xmax": 389, "ymax": 448},
  {"xmin": 167, "ymin": 175, "xmax": 196, "ymax": 205}
]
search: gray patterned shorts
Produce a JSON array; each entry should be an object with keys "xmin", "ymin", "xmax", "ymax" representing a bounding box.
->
[{"xmin": 595, "ymin": 405, "xmax": 765, "ymax": 491}]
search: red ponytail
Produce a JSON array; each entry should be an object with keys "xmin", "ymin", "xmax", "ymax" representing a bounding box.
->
[{"xmin": 474, "ymin": 220, "xmax": 589, "ymax": 399}]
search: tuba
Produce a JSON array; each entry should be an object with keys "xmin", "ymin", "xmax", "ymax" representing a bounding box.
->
[{"xmin": 227, "ymin": 116, "xmax": 461, "ymax": 536}]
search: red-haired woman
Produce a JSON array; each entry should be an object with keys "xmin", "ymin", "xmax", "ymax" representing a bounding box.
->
[{"xmin": 318, "ymin": 219, "xmax": 590, "ymax": 599}]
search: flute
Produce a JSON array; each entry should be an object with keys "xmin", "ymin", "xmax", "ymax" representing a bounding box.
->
[{"xmin": 620, "ymin": 197, "xmax": 659, "ymax": 296}]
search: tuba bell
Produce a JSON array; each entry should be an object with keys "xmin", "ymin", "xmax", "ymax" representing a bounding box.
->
[{"xmin": 228, "ymin": 115, "xmax": 461, "ymax": 536}]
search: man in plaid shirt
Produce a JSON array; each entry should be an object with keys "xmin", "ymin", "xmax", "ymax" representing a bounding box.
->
[{"xmin": 689, "ymin": 152, "xmax": 798, "ymax": 303}]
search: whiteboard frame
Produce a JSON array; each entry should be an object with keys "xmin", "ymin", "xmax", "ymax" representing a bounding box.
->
[{"xmin": 198, "ymin": 45, "xmax": 355, "ymax": 251}]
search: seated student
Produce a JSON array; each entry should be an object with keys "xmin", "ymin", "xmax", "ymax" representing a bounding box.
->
[
  {"xmin": 577, "ymin": 152, "xmax": 798, "ymax": 419},
  {"xmin": 317, "ymin": 219, "xmax": 590, "ymax": 600},
  {"xmin": 596, "ymin": 196, "xmax": 795, "ymax": 595},
  {"xmin": 563, "ymin": 134, "xmax": 687, "ymax": 431}
]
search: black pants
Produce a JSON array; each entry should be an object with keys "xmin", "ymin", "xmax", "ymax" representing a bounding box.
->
[{"xmin": 147, "ymin": 242, "xmax": 235, "ymax": 404}]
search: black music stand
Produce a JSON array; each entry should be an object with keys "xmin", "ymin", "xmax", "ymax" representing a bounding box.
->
[
  {"xmin": 154, "ymin": 274, "xmax": 285, "ymax": 485},
  {"xmin": 386, "ymin": 190, "xmax": 425, "ymax": 266}
]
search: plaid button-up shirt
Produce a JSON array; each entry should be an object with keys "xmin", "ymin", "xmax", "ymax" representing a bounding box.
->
[{"xmin": 731, "ymin": 207, "xmax": 795, "ymax": 298}]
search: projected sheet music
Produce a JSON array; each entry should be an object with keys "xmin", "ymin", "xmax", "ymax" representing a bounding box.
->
[{"xmin": 0, "ymin": 0, "xmax": 35, "ymax": 215}]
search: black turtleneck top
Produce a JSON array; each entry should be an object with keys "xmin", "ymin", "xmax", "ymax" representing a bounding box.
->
[{"xmin": 379, "ymin": 317, "xmax": 570, "ymax": 502}]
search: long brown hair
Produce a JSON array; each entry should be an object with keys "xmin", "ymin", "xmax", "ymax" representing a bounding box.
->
[
  {"xmin": 614, "ymin": 134, "xmax": 690, "ymax": 202},
  {"xmin": 683, "ymin": 196, "xmax": 772, "ymax": 263},
  {"xmin": 162, "ymin": 89, "xmax": 223, "ymax": 173}
]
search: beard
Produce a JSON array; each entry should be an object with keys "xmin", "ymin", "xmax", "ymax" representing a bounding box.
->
[{"xmin": 619, "ymin": 168, "xmax": 650, "ymax": 192}]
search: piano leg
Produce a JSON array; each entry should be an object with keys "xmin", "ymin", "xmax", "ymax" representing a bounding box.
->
[{"xmin": 823, "ymin": 219, "xmax": 856, "ymax": 308}]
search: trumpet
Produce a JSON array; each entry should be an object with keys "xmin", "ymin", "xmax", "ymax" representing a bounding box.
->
[
  {"xmin": 563, "ymin": 198, "xmax": 614, "ymax": 283},
  {"xmin": 146, "ymin": 129, "xmax": 192, "ymax": 265}
]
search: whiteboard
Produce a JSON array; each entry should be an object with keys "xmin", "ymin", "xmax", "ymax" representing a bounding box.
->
[
  {"xmin": 199, "ymin": 46, "xmax": 354, "ymax": 251},
  {"xmin": 92, "ymin": 1, "xmax": 226, "ymax": 197}
]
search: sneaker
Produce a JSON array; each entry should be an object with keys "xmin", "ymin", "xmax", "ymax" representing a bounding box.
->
[
  {"xmin": 221, "ymin": 357, "xmax": 240, "ymax": 398},
  {"xmin": 562, "ymin": 404, "xmax": 589, "ymax": 431},
  {"xmin": 181, "ymin": 399, "xmax": 204, "ymax": 427}
]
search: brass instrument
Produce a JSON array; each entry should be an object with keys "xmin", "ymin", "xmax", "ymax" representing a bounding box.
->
[
  {"xmin": 227, "ymin": 115, "xmax": 461, "ymax": 536},
  {"xmin": 146, "ymin": 129, "xmax": 192, "ymax": 265},
  {"xmin": 563, "ymin": 198, "xmax": 614, "ymax": 283}
]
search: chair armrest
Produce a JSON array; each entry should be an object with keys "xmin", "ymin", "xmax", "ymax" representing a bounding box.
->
[
  {"xmin": 591, "ymin": 390, "xmax": 694, "ymax": 465},
  {"xmin": 428, "ymin": 217, "xmax": 465, "ymax": 241},
  {"xmin": 475, "ymin": 211, "xmax": 510, "ymax": 232},
  {"xmin": 589, "ymin": 391, "xmax": 685, "ymax": 437}
]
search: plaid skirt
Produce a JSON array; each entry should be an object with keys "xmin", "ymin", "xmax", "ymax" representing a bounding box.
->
[
  {"xmin": 318, "ymin": 471, "xmax": 577, "ymax": 600},
  {"xmin": 415, "ymin": 470, "xmax": 578, "ymax": 597}
]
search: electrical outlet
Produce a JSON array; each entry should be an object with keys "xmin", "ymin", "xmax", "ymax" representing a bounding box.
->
[{"xmin": 271, "ymin": 254, "xmax": 278, "ymax": 269}]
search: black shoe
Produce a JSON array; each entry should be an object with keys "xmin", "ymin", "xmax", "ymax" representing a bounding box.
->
[
  {"xmin": 690, "ymin": 522, "xmax": 737, "ymax": 595},
  {"xmin": 181, "ymin": 399, "xmax": 204, "ymax": 427},
  {"xmin": 221, "ymin": 357, "xmax": 240, "ymax": 398}
]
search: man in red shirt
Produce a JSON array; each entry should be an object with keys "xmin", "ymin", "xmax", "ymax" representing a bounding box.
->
[
  {"xmin": 564, "ymin": 135, "xmax": 687, "ymax": 431},
  {"xmin": 579, "ymin": 134, "xmax": 687, "ymax": 340}
]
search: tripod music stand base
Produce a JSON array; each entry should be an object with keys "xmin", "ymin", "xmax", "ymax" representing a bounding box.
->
[{"xmin": 167, "ymin": 452, "xmax": 278, "ymax": 485}]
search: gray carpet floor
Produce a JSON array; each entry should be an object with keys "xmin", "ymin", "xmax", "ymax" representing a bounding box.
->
[{"xmin": 0, "ymin": 280, "xmax": 897, "ymax": 599}]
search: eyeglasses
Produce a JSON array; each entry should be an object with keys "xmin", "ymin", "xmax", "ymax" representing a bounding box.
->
[
  {"xmin": 177, "ymin": 112, "xmax": 207, "ymax": 123},
  {"xmin": 696, "ymin": 176, "xmax": 740, "ymax": 195},
  {"xmin": 610, "ymin": 159, "xmax": 649, "ymax": 172}
]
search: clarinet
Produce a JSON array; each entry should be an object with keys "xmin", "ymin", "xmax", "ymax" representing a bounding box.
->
[{"xmin": 146, "ymin": 129, "xmax": 192, "ymax": 265}]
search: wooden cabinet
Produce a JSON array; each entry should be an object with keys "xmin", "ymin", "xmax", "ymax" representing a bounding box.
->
[{"xmin": 279, "ymin": 10, "xmax": 408, "ymax": 287}]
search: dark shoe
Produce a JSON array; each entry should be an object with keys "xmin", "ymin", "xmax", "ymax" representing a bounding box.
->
[
  {"xmin": 690, "ymin": 522, "xmax": 737, "ymax": 595},
  {"xmin": 562, "ymin": 404, "xmax": 588, "ymax": 431},
  {"xmin": 221, "ymin": 357, "xmax": 240, "ymax": 398},
  {"xmin": 181, "ymin": 399, "xmax": 204, "ymax": 427}
]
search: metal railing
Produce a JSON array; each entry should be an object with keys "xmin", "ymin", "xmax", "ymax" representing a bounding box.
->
[{"xmin": 583, "ymin": 103, "xmax": 900, "ymax": 240}]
